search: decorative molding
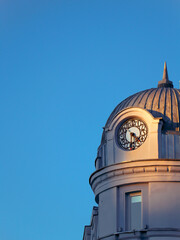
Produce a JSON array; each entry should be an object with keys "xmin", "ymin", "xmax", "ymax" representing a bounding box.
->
[
  {"xmin": 97, "ymin": 228, "xmax": 180, "ymax": 240},
  {"xmin": 90, "ymin": 160, "xmax": 180, "ymax": 197}
]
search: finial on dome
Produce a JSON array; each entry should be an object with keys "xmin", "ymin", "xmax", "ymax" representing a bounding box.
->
[
  {"xmin": 162, "ymin": 62, "xmax": 169, "ymax": 80},
  {"xmin": 158, "ymin": 62, "xmax": 174, "ymax": 88}
]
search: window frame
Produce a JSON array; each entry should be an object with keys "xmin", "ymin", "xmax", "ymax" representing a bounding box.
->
[
  {"xmin": 117, "ymin": 183, "xmax": 148, "ymax": 232},
  {"xmin": 125, "ymin": 191, "xmax": 142, "ymax": 231}
]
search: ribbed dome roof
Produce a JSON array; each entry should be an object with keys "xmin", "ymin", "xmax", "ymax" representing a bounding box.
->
[{"xmin": 105, "ymin": 63, "xmax": 180, "ymax": 132}]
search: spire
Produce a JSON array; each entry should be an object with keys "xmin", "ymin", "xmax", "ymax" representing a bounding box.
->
[
  {"xmin": 158, "ymin": 62, "xmax": 173, "ymax": 88},
  {"xmin": 162, "ymin": 62, "xmax": 169, "ymax": 80}
]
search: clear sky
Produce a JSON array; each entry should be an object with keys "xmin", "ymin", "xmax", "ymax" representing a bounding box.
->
[{"xmin": 0, "ymin": 0, "xmax": 180, "ymax": 240}]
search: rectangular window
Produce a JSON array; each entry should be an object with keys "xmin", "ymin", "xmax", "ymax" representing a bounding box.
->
[{"xmin": 126, "ymin": 192, "xmax": 142, "ymax": 231}]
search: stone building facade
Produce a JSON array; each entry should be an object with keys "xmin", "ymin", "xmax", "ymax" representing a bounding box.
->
[{"xmin": 83, "ymin": 63, "xmax": 180, "ymax": 240}]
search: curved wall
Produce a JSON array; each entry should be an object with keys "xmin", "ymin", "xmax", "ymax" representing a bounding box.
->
[{"xmin": 91, "ymin": 160, "xmax": 180, "ymax": 240}]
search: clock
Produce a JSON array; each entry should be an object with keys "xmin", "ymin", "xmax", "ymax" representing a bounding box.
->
[{"xmin": 117, "ymin": 118, "xmax": 148, "ymax": 151}]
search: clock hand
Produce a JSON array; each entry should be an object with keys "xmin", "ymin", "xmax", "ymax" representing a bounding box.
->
[
  {"xmin": 130, "ymin": 132, "xmax": 134, "ymax": 150},
  {"xmin": 136, "ymin": 136, "xmax": 141, "ymax": 142},
  {"xmin": 128, "ymin": 130, "xmax": 140, "ymax": 147},
  {"xmin": 130, "ymin": 132, "xmax": 140, "ymax": 150},
  {"xmin": 133, "ymin": 134, "xmax": 140, "ymax": 143}
]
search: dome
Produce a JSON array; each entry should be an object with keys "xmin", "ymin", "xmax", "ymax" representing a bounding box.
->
[{"xmin": 105, "ymin": 63, "xmax": 180, "ymax": 132}]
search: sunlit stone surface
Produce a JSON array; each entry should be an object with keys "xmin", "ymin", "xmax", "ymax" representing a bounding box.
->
[{"xmin": 83, "ymin": 63, "xmax": 180, "ymax": 240}]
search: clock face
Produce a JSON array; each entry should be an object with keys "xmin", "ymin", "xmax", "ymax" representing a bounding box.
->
[{"xmin": 117, "ymin": 118, "xmax": 148, "ymax": 151}]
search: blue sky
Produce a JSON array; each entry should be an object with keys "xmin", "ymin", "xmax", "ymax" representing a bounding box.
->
[{"xmin": 0, "ymin": 1, "xmax": 180, "ymax": 239}]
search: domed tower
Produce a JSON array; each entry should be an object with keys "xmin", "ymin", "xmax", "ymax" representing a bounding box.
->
[{"xmin": 83, "ymin": 63, "xmax": 180, "ymax": 240}]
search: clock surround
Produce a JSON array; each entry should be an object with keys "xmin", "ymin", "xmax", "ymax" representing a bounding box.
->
[{"xmin": 117, "ymin": 118, "xmax": 148, "ymax": 151}]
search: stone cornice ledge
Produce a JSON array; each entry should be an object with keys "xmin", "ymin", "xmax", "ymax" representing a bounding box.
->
[
  {"xmin": 98, "ymin": 228, "xmax": 180, "ymax": 240},
  {"xmin": 89, "ymin": 159, "xmax": 180, "ymax": 200}
]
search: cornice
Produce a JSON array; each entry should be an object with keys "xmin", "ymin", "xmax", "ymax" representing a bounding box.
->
[{"xmin": 90, "ymin": 159, "xmax": 180, "ymax": 201}]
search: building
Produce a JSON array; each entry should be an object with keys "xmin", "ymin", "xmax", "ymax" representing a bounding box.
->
[{"xmin": 83, "ymin": 63, "xmax": 180, "ymax": 240}]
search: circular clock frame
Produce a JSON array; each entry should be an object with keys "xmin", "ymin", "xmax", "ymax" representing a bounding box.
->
[{"xmin": 117, "ymin": 118, "xmax": 148, "ymax": 151}]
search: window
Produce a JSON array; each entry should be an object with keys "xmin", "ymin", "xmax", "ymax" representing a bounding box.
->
[{"xmin": 126, "ymin": 192, "xmax": 142, "ymax": 231}]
